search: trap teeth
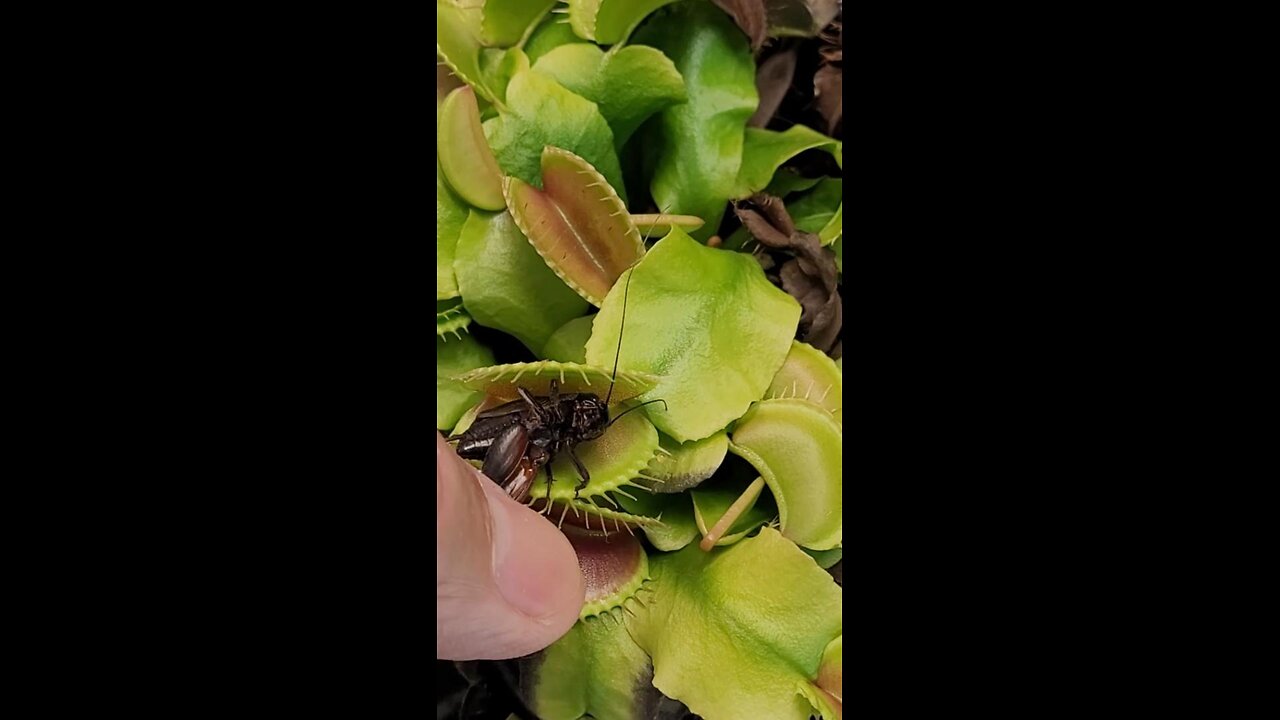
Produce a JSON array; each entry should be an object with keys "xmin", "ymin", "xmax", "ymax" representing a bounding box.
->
[
  {"xmin": 453, "ymin": 360, "xmax": 660, "ymax": 404},
  {"xmin": 436, "ymin": 301, "xmax": 472, "ymax": 338},
  {"xmin": 533, "ymin": 497, "xmax": 663, "ymax": 531},
  {"xmin": 642, "ymin": 431, "xmax": 729, "ymax": 493},
  {"xmin": 562, "ymin": 525, "xmax": 652, "ymax": 620},
  {"xmin": 526, "ymin": 409, "xmax": 659, "ymax": 502}
]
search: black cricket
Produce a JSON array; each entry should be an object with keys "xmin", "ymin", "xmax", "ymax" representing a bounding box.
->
[{"xmin": 448, "ymin": 271, "xmax": 665, "ymax": 504}]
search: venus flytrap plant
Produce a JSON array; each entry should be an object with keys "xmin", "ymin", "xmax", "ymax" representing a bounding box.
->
[
  {"xmin": 436, "ymin": 2, "xmax": 843, "ymax": 717},
  {"xmin": 438, "ymin": 86, "xmax": 507, "ymax": 210},
  {"xmin": 615, "ymin": 487, "xmax": 699, "ymax": 551},
  {"xmin": 435, "ymin": 298, "xmax": 472, "ymax": 338},
  {"xmin": 436, "ymin": 333, "xmax": 495, "ymax": 431},
  {"xmin": 636, "ymin": 1, "xmax": 759, "ymax": 241},
  {"xmin": 532, "ymin": 42, "xmax": 688, "ymax": 149},
  {"xmin": 436, "ymin": 157, "xmax": 466, "ymax": 300},
  {"xmin": 767, "ymin": 339, "xmax": 843, "ymax": 424},
  {"xmin": 565, "ymin": 0, "xmax": 681, "ymax": 45},
  {"xmin": 693, "ymin": 475, "xmax": 772, "ymax": 549},
  {"xmin": 585, "ymin": 227, "xmax": 800, "ymax": 442},
  {"xmin": 477, "ymin": 0, "xmax": 558, "ymax": 47},
  {"xmin": 504, "ymin": 147, "xmax": 645, "ymax": 306},
  {"xmin": 728, "ymin": 398, "xmax": 842, "ymax": 550},
  {"xmin": 484, "ymin": 70, "xmax": 626, "ymax": 201},
  {"xmin": 629, "ymin": 528, "xmax": 842, "ymax": 720},
  {"xmin": 735, "ymin": 124, "xmax": 844, "ymax": 246},
  {"xmin": 540, "ymin": 314, "xmax": 596, "ymax": 363},
  {"xmin": 454, "ymin": 210, "xmax": 589, "ymax": 354},
  {"xmin": 643, "ymin": 431, "xmax": 729, "ymax": 493}
]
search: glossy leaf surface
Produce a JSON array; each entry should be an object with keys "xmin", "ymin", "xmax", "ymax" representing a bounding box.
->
[
  {"xmin": 526, "ymin": 612, "xmax": 654, "ymax": 720},
  {"xmin": 485, "ymin": 70, "xmax": 625, "ymax": 201},
  {"xmin": 505, "ymin": 147, "xmax": 643, "ymax": 306},
  {"xmin": 533, "ymin": 43, "xmax": 686, "ymax": 148},
  {"xmin": 568, "ymin": 0, "xmax": 680, "ymax": 44},
  {"xmin": 436, "ymin": 2, "xmax": 493, "ymax": 103},
  {"xmin": 438, "ymin": 86, "xmax": 506, "ymax": 210},
  {"xmin": 636, "ymin": 2, "xmax": 758, "ymax": 240},
  {"xmin": 630, "ymin": 528, "xmax": 842, "ymax": 720},
  {"xmin": 480, "ymin": 0, "xmax": 556, "ymax": 46},
  {"xmin": 767, "ymin": 340, "xmax": 842, "ymax": 424},
  {"xmin": 644, "ymin": 431, "xmax": 728, "ymax": 493},
  {"xmin": 455, "ymin": 210, "xmax": 589, "ymax": 354},
  {"xmin": 728, "ymin": 399, "xmax": 841, "ymax": 550},
  {"xmin": 542, "ymin": 314, "xmax": 596, "ymax": 363},
  {"xmin": 616, "ymin": 487, "xmax": 699, "ymax": 551},
  {"xmin": 585, "ymin": 228, "xmax": 799, "ymax": 441}
]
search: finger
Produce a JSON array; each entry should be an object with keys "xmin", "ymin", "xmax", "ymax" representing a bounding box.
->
[{"xmin": 436, "ymin": 432, "xmax": 585, "ymax": 660}]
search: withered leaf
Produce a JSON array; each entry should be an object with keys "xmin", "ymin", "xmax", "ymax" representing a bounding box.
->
[
  {"xmin": 814, "ymin": 66, "xmax": 842, "ymax": 136},
  {"xmin": 814, "ymin": 18, "xmax": 843, "ymax": 135},
  {"xmin": 734, "ymin": 193, "xmax": 842, "ymax": 353},
  {"xmin": 711, "ymin": 0, "xmax": 768, "ymax": 50},
  {"xmin": 749, "ymin": 48, "xmax": 797, "ymax": 128}
]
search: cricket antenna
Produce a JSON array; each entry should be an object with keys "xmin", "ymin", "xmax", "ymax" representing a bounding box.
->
[
  {"xmin": 603, "ymin": 267, "xmax": 632, "ymax": 408},
  {"xmin": 604, "ymin": 205, "xmax": 670, "ymax": 408},
  {"xmin": 607, "ymin": 399, "xmax": 669, "ymax": 427}
]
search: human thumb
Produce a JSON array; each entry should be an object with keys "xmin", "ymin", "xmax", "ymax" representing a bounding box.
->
[{"xmin": 436, "ymin": 432, "xmax": 585, "ymax": 660}]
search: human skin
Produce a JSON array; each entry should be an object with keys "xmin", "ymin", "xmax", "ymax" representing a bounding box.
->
[{"xmin": 436, "ymin": 432, "xmax": 585, "ymax": 660}]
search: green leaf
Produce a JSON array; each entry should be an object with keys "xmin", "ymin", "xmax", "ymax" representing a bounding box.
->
[
  {"xmin": 630, "ymin": 213, "xmax": 705, "ymax": 236},
  {"xmin": 477, "ymin": 46, "xmax": 530, "ymax": 105},
  {"xmin": 436, "ymin": 2, "xmax": 494, "ymax": 103},
  {"xmin": 787, "ymin": 178, "xmax": 842, "ymax": 233},
  {"xmin": 436, "ymin": 333, "xmax": 494, "ymax": 431},
  {"xmin": 735, "ymin": 126, "xmax": 841, "ymax": 198},
  {"xmin": 454, "ymin": 210, "xmax": 590, "ymax": 354},
  {"xmin": 436, "ymin": 298, "xmax": 472, "ymax": 337},
  {"xmin": 568, "ymin": 0, "xmax": 680, "ymax": 44},
  {"xmin": 438, "ymin": 86, "xmax": 506, "ymax": 210},
  {"xmin": 505, "ymin": 147, "xmax": 644, "ymax": 306},
  {"xmin": 453, "ymin": 360, "xmax": 658, "ymax": 404},
  {"xmin": 728, "ymin": 399, "xmax": 841, "ymax": 550},
  {"xmin": 542, "ymin": 314, "xmax": 595, "ymax": 362},
  {"xmin": 533, "ymin": 43, "xmax": 686, "ymax": 148},
  {"xmin": 480, "ymin": 0, "xmax": 556, "ymax": 46},
  {"xmin": 526, "ymin": 613, "xmax": 655, "ymax": 720},
  {"xmin": 586, "ymin": 228, "xmax": 800, "ymax": 442},
  {"xmin": 801, "ymin": 633, "xmax": 843, "ymax": 719},
  {"xmin": 833, "ymin": 234, "xmax": 842, "ymax": 273},
  {"xmin": 644, "ymin": 430, "xmax": 728, "ymax": 493},
  {"xmin": 565, "ymin": 527, "xmax": 652, "ymax": 619},
  {"xmin": 802, "ymin": 546, "xmax": 842, "ymax": 569},
  {"xmin": 525, "ymin": 15, "xmax": 582, "ymax": 63},
  {"xmin": 767, "ymin": 340, "xmax": 842, "ymax": 424},
  {"xmin": 765, "ymin": 168, "xmax": 823, "ymax": 197},
  {"xmin": 616, "ymin": 487, "xmax": 699, "ymax": 551},
  {"xmin": 436, "ymin": 157, "xmax": 467, "ymax": 300},
  {"xmin": 735, "ymin": 126, "xmax": 842, "ymax": 246},
  {"xmin": 636, "ymin": 1, "xmax": 758, "ymax": 240},
  {"xmin": 692, "ymin": 475, "xmax": 774, "ymax": 547},
  {"xmin": 630, "ymin": 528, "xmax": 842, "ymax": 720},
  {"xmin": 484, "ymin": 70, "xmax": 626, "ymax": 202}
]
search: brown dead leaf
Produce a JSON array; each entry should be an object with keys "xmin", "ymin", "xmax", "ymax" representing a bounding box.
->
[
  {"xmin": 711, "ymin": 0, "xmax": 768, "ymax": 50},
  {"xmin": 749, "ymin": 49, "xmax": 797, "ymax": 128},
  {"xmin": 733, "ymin": 193, "xmax": 842, "ymax": 353}
]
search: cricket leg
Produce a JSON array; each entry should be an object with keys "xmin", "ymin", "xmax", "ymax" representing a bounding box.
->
[{"xmin": 570, "ymin": 445, "xmax": 591, "ymax": 498}]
